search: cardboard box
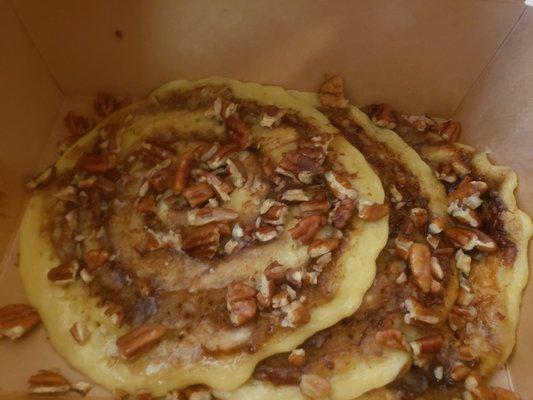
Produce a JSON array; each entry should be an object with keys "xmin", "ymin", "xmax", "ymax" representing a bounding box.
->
[{"xmin": 0, "ymin": 0, "xmax": 531, "ymax": 398}]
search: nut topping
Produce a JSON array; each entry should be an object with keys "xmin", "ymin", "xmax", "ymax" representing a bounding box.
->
[
  {"xmin": 448, "ymin": 177, "xmax": 488, "ymax": 209},
  {"xmin": 289, "ymin": 214, "xmax": 323, "ymax": 244},
  {"xmin": 428, "ymin": 215, "xmax": 446, "ymax": 234},
  {"xmin": 409, "ymin": 335, "xmax": 444, "ymax": 355},
  {"xmin": 325, "ymin": 171, "xmax": 357, "ymax": 200},
  {"xmin": 0, "ymin": 304, "xmax": 40, "ymax": 340},
  {"xmin": 444, "ymin": 227, "xmax": 497, "ymax": 253},
  {"xmin": 357, "ymin": 200, "xmax": 390, "ymax": 221},
  {"xmin": 300, "ymin": 198, "xmax": 330, "ymax": 216},
  {"xmin": 408, "ymin": 243, "xmax": 433, "ymax": 293},
  {"xmin": 47, "ymin": 260, "xmax": 79, "ymax": 285},
  {"xmin": 265, "ymin": 261, "xmax": 286, "ymax": 281},
  {"xmin": 188, "ymin": 207, "xmax": 238, "ymax": 226},
  {"xmin": 299, "ymin": 374, "xmax": 332, "ymax": 399},
  {"xmin": 226, "ymin": 157, "xmax": 248, "ymax": 188},
  {"xmin": 438, "ymin": 120, "xmax": 461, "ymax": 142},
  {"xmin": 28, "ymin": 370, "xmax": 70, "ymax": 394},
  {"xmin": 288, "ymin": 348, "xmax": 307, "ymax": 366},
  {"xmin": 26, "ymin": 166, "xmax": 56, "ymax": 190},
  {"xmin": 448, "ymin": 202, "xmax": 482, "ymax": 228},
  {"xmin": 206, "ymin": 143, "xmax": 240, "ymax": 169},
  {"xmin": 71, "ymin": 381, "xmax": 92, "ymax": 396},
  {"xmin": 309, "ymin": 238, "xmax": 340, "ymax": 258},
  {"xmin": 173, "ymin": 150, "xmax": 193, "ymax": 195},
  {"xmin": 319, "ymin": 75, "xmax": 348, "ymax": 108},
  {"xmin": 281, "ymin": 189, "xmax": 310, "ymax": 202},
  {"xmin": 409, "ymin": 207, "xmax": 428, "ymax": 228},
  {"xmin": 255, "ymin": 226, "xmax": 278, "ymax": 242},
  {"xmin": 83, "ymin": 249, "xmax": 109, "ymax": 272},
  {"xmin": 226, "ymin": 282, "xmax": 257, "ymax": 326},
  {"xmin": 70, "ymin": 321, "xmax": 91, "ymax": 345},
  {"xmin": 281, "ymin": 300, "xmax": 310, "ymax": 328},
  {"xmin": 404, "ymin": 297, "xmax": 440, "ymax": 325},
  {"xmin": 329, "ymin": 198, "xmax": 355, "ymax": 229},
  {"xmin": 183, "ymin": 182, "xmax": 215, "ymax": 207},
  {"xmin": 256, "ymin": 275, "xmax": 275, "ymax": 308},
  {"xmin": 117, "ymin": 323, "xmax": 167, "ymax": 359},
  {"xmin": 183, "ymin": 223, "xmax": 229, "ymax": 259},
  {"xmin": 455, "ymin": 249, "xmax": 472, "ymax": 276},
  {"xmin": 394, "ymin": 236, "xmax": 413, "ymax": 260}
]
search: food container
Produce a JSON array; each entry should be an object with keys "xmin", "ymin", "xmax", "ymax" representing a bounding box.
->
[{"xmin": 1, "ymin": 1, "xmax": 531, "ymax": 398}]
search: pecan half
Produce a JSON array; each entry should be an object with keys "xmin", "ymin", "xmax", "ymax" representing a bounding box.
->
[
  {"xmin": 83, "ymin": 249, "xmax": 109, "ymax": 272},
  {"xmin": 65, "ymin": 111, "xmax": 95, "ymax": 137},
  {"xmin": 319, "ymin": 75, "xmax": 348, "ymax": 108},
  {"xmin": 183, "ymin": 182, "xmax": 215, "ymax": 207},
  {"xmin": 28, "ymin": 370, "xmax": 70, "ymax": 394},
  {"xmin": 325, "ymin": 171, "xmax": 357, "ymax": 200},
  {"xmin": 47, "ymin": 260, "xmax": 79, "ymax": 286},
  {"xmin": 173, "ymin": 150, "xmax": 194, "ymax": 195},
  {"xmin": 300, "ymin": 198, "xmax": 330, "ymax": 217},
  {"xmin": 26, "ymin": 166, "xmax": 56, "ymax": 190},
  {"xmin": 299, "ymin": 374, "xmax": 331, "ymax": 399},
  {"xmin": 0, "ymin": 304, "xmax": 40, "ymax": 340},
  {"xmin": 70, "ymin": 321, "xmax": 91, "ymax": 345},
  {"xmin": 358, "ymin": 201, "xmax": 390, "ymax": 221},
  {"xmin": 188, "ymin": 207, "xmax": 238, "ymax": 226},
  {"xmin": 289, "ymin": 214, "xmax": 323, "ymax": 244},
  {"xmin": 408, "ymin": 243, "xmax": 432, "ymax": 292},
  {"xmin": 116, "ymin": 323, "xmax": 167, "ymax": 359}
]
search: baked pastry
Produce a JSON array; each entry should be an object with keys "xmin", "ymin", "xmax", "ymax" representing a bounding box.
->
[{"xmin": 19, "ymin": 77, "xmax": 388, "ymax": 395}]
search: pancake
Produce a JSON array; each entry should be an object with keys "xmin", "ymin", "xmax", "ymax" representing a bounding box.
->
[
  {"xmin": 19, "ymin": 77, "xmax": 388, "ymax": 396},
  {"xmin": 215, "ymin": 82, "xmax": 459, "ymax": 400}
]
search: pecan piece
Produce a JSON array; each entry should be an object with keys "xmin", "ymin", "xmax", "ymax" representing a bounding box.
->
[
  {"xmin": 281, "ymin": 188, "xmax": 310, "ymax": 202},
  {"xmin": 445, "ymin": 227, "xmax": 497, "ymax": 253},
  {"xmin": 83, "ymin": 249, "xmax": 109, "ymax": 272},
  {"xmin": 183, "ymin": 223, "xmax": 228, "ymax": 259},
  {"xmin": 288, "ymin": 348, "xmax": 306, "ymax": 366},
  {"xmin": 116, "ymin": 323, "xmax": 167, "ymax": 359},
  {"xmin": 435, "ymin": 163, "xmax": 457, "ymax": 183},
  {"xmin": 409, "ymin": 335, "xmax": 444, "ymax": 355},
  {"xmin": 255, "ymin": 226, "xmax": 278, "ymax": 242},
  {"xmin": 262, "ymin": 202, "xmax": 288, "ymax": 226},
  {"xmin": 104, "ymin": 303, "xmax": 125, "ymax": 328},
  {"xmin": 448, "ymin": 202, "xmax": 482, "ymax": 228},
  {"xmin": 226, "ymin": 157, "xmax": 248, "ymax": 188},
  {"xmin": 256, "ymin": 275, "xmax": 275, "ymax": 308},
  {"xmin": 137, "ymin": 195, "xmax": 156, "ymax": 213},
  {"xmin": 0, "ymin": 304, "xmax": 40, "ymax": 340},
  {"xmin": 438, "ymin": 120, "xmax": 461, "ymax": 142},
  {"xmin": 329, "ymin": 198, "xmax": 355, "ymax": 229},
  {"xmin": 28, "ymin": 370, "xmax": 70, "ymax": 394},
  {"xmin": 79, "ymin": 153, "xmax": 115, "ymax": 174},
  {"xmin": 188, "ymin": 207, "xmax": 238, "ymax": 226},
  {"xmin": 281, "ymin": 300, "xmax": 310, "ymax": 328},
  {"xmin": 394, "ymin": 236, "xmax": 413, "ymax": 260},
  {"xmin": 408, "ymin": 243, "xmax": 432, "ymax": 292},
  {"xmin": 207, "ymin": 143, "xmax": 240, "ymax": 170},
  {"xmin": 227, "ymin": 282, "xmax": 257, "ymax": 326},
  {"xmin": 428, "ymin": 215, "xmax": 446, "ymax": 234},
  {"xmin": 265, "ymin": 261, "xmax": 286, "ymax": 281},
  {"xmin": 370, "ymin": 103, "xmax": 397, "ymax": 129},
  {"xmin": 375, "ymin": 329, "xmax": 409, "ymax": 351},
  {"xmin": 70, "ymin": 321, "xmax": 91, "ymax": 345},
  {"xmin": 325, "ymin": 171, "xmax": 357, "ymax": 200},
  {"xmin": 71, "ymin": 381, "xmax": 92, "ymax": 396},
  {"xmin": 309, "ymin": 238, "xmax": 340, "ymax": 258},
  {"xmin": 64, "ymin": 111, "xmax": 95, "ymax": 137},
  {"xmin": 319, "ymin": 75, "xmax": 348, "ymax": 108},
  {"xmin": 289, "ymin": 214, "xmax": 323, "ymax": 244},
  {"xmin": 47, "ymin": 260, "xmax": 79, "ymax": 285},
  {"xmin": 358, "ymin": 200, "xmax": 390, "ymax": 221},
  {"xmin": 409, "ymin": 207, "xmax": 428, "ymax": 228},
  {"xmin": 448, "ymin": 176, "xmax": 488, "ymax": 209},
  {"xmin": 404, "ymin": 297, "xmax": 440, "ymax": 325},
  {"xmin": 225, "ymin": 115, "xmax": 252, "ymax": 149},
  {"xmin": 300, "ymin": 198, "xmax": 330, "ymax": 216},
  {"xmin": 173, "ymin": 150, "xmax": 194, "ymax": 195},
  {"xmin": 26, "ymin": 166, "xmax": 56, "ymax": 190},
  {"xmin": 299, "ymin": 374, "xmax": 331, "ymax": 399},
  {"xmin": 183, "ymin": 182, "xmax": 215, "ymax": 207}
]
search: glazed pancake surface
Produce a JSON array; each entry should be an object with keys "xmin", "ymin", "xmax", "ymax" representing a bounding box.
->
[{"xmin": 19, "ymin": 77, "xmax": 387, "ymax": 395}]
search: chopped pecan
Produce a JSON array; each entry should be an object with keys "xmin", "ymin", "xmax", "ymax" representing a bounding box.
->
[
  {"xmin": 289, "ymin": 214, "xmax": 323, "ymax": 244},
  {"xmin": 375, "ymin": 329, "xmax": 409, "ymax": 351},
  {"xmin": 299, "ymin": 374, "xmax": 331, "ymax": 399},
  {"xmin": 288, "ymin": 348, "xmax": 306, "ymax": 366},
  {"xmin": 79, "ymin": 153, "xmax": 115, "ymax": 174},
  {"xmin": 225, "ymin": 115, "xmax": 252, "ymax": 149},
  {"xmin": 146, "ymin": 167, "xmax": 173, "ymax": 192},
  {"xmin": 278, "ymin": 150, "xmax": 324, "ymax": 177},
  {"xmin": 435, "ymin": 163, "xmax": 458, "ymax": 183},
  {"xmin": 325, "ymin": 170, "xmax": 357, "ymax": 200},
  {"xmin": 26, "ymin": 166, "xmax": 56, "ymax": 190},
  {"xmin": 141, "ymin": 142, "xmax": 174, "ymax": 159},
  {"xmin": 272, "ymin": 290, "xmax": 291, "ymax": 309},
  {"xmin": 265, "ymin": 261, "xmax": 286, "ymax": 281},
  {"xmin": 329, "ymin": 198, "xmax": 355, "ymax": 229},
  {"xmin": 226, "ymin": 157, "xmax": 248, "ymax": 188},
  {"xmin": 71, "ymin": 381, "xmax": 92, "ymax": 396},
  {"xmin": 70, "ymin": 321, "xmax": 91, "ymax": 345},
  {"xmin": 451, "ymin": 155, "xmax": 471, "ymax": 178},
  {"xmin": 394, "ymin": 236, "xmax": 413, "ymax": 260},
  {"xmin": 183, "ymin": 223, "xmax": 228, "ymax": 259},
  {"xmin": 200, "ymin": 170, "xmax": 234, "ymax": 201},
  {"xmin": 83, "ymin": 249, "xmax": 109, "ymax": 272},
  {"xmin": 281, "ymin": 189, "xmax": 310, "ymax": 202},
  {"xmin": 455, "ymin": 249, "xmax": 472, "ymax": 275},
  {"xmin": 173, "ymin": 150, "xmax": 194, "ymax": 195},
  {"xmin": 370, "ymin": 103, "xmax": 397, "ymax": 129},
  {"xmin": 426, "ymin": 234, "xmax": 440, "ymax": 249},
  {"xmin": 448, "ymin": 177, "xmax": 487, "ymax": 209},
  {"xmin": 409, "ymin": 207, "xmax": 428, "ymax": 228},
  {"xmin": 408, "ymin": 243, "xmax": 432, "ymax": 292},
  {"xmin": 259, "ymin": 154, "xmax": 281, "ymax": 184},
  {"xmin": 262, "ymin": 203, "xmax": 288, "ymax": 226},
  {"xmin": 428, "ymin": 215, "xmax": 446, "ymax": 234},
  {"xmin": 256, "ymin": 275, "xmax": 275, "ymax": 308},
  {"xmin": 183, "ymin": 182, "xmax": 215, "ymax": 207},
  {"xmin": 188, "ymin": 207, "xmax": 238, "ymax": 226},
  {"xmin": 319, "ymin": 75, "xmax": 348, "ymax": 108},
  {"xmin": 450, "ymin": 362, "xmax": 471, "ymax": 381},
  {"xmin": 281, "ymin": 300, "xmax": 310, "ymax": 328},
  {"xmin": 65, "ymin": 111, "xmax": 95, "ymax": 137},
  {"xmin": 28, "ymin": 370, "xmax": 70, "ymax": 394},
  {"xmin": 438, "ymin": 120, "xmax": 461, "ymax": 142},
  {"xmin": 409, "ymin": 335, "xmax": 443, "ymax": 355},
  {"xmin": 286, "ymin": 267, "xmax": 304, "ymax": 289},
  {"xmin": 0, "ymin": 304, "xmax": 40, "ymax": 340},
  {"xmin": 104, "ymin": 303, "xmax": 125, "ymax": 328},
  {"xmin": 457, "ymin": 286, "xmax": 475, "ymax": 306},
  {"xmin": 137, "ymin": 195, "xmax": 156, "ymax": 213},
  {"xmin": 448, "ymin": 202, "xmax": 481, "ymax": 228},
  {"xmin": 358, "ymin": 200, "xmax": 390, "ymax": 221},
  {"xmin": 430, "ymin": 257, "xmax": 444, "ymax": 279},
  {"xmin": 116, "ymin": 323, "xmax": 167, "ymax": 359},
  {"xmin": 226, "ymin": 282, "xmax": 257, "ymax": 326},
  {"xmin": 47, "ymin": 260, "xmax": 79, "ymax": 285},
  {"xmin": 404, "ymin": 297, "xmax": 440, "ymax": 325},
  {"xmin": 445, "ymin": 227, "xmax": 497, "ymax": 253},
  {"xmin": 300, "ymin": 198, "xmax": 330, "ymax": 216},
  {"xmin": 255, "ymin": 226, "xmax": 278, "ymax": 242},
  {"xmin": 308, "ymin": 238, "xmax": 340, "ymax": 258}
]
